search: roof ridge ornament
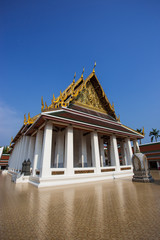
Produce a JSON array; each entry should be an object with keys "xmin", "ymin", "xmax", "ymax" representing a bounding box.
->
[
  {"xmin": 45, "ymin": 102, "xmax": 48, "ymax": 110},
  {"xmin": 73, "ymin": 72, "xmax": 76, "ymax": 84},
  {"xmin": 10, "ymin": 136, "xmax": 13, "ymax": 147},
  {"xmin": 117, "ymin": 114, "xmax": 120, "ymax": 122},
  {"xmin": 24, "ymin": 114, "xmax": 27, "ymax": 124},
  {"xmin": 81, "ymin": 67, "xmax": 85, "ymax": 78},
  {"xmin": 93, "ymin": 61, "xmax": 96, "ymax": 73},
  {"xmin": 142, "ymin": 127, "xmax": 145, "ymax": 136},
  {"xmin": 41, "ymin": 96, "xmax": 44, "ymax": 112}
]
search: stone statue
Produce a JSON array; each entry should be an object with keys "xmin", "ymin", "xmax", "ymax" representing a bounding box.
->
[{"xmin": 132, "ymin": 152, "xmax": 154, "ymax": 183}]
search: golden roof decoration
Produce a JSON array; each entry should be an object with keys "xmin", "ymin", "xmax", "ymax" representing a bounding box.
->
[
  {"xmin": 93, "ymin": 61, "xmax": 96, "ymax": 73},
  {"xmin": 24, "ymin": 112, "xmax": 40, "ymax": 125},
  {"xmin": 81, "ymin": 67, "xmax": 85, "ymax": 79},
  {"xmin": 142, "ymin": 127, "xmax": 145, "ymax": 136},
  {"xmin": 24, "ymin": 114, "xmax": 27, "ymax": 125},
  {"xmin": 10, "ymin": 136, "xmax": 13, "ymax": 147},
  {"xmin": 41, "ymin": 96, "xmax": 44, "ymax": 111},
  {"xmin": 116, "ymin": 114, "xmax": 120, "ymax": 122},
  {"xmin": 41, "ymin": 68, "xmax": 117, "ymax": 119}
]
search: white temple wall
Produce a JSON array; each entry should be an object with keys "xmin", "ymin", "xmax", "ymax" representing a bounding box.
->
[{"xmin": 32, "ymin": 129, "xmax": 43, "ymax": 175}]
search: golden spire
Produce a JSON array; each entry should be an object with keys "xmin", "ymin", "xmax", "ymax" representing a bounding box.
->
[
  {"xmin": 24, "ymin": 114, "xmax": 27, "ymax": 124},
  {"xmin": 142, "ymin": 127, "xmax": 145, "ymax": 136},
  {"xmin": 81, "ymin": 67, "xmax": 85, "ymax": 78},
  {"xmin": 93, "ymin": 61, "xmax": 96, "ymax": 73},
  {"xmin": 10, "ymin": 136, "xmax": 13, "ymax": 147},
  {"xmin": 117, "ymin": 115, "xmax": 120, "ymax": 122},
  {"xmin": 45, "ymin": 102, "xmax": 48, "ymax": 110},
  {"xmin": 51, "ymin": 94, "xmax": 55, "ymax": 105},
  {"xmin": 28, "ymin": 112, "xmax": 31, "ymax": 122},
  {"xmin": 73, "ymin": 72, "xmax": 76, "ymax": 84},
  {"xmin": 41, "ymin": 96, "xmax": 44, "ymax": 112}
]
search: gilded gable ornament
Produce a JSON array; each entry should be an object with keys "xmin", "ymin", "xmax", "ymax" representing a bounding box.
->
[{"xmin": 72, "ymin": 81, "xmax": 107, "ymax": 113}]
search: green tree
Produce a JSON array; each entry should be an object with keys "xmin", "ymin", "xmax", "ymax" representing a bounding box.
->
[{"xmin": 149, "ymin": 129, "xmax": 160, "ymax": 142}]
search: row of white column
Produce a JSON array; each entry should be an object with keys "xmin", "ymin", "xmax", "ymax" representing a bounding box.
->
[
  {"xmin": 31, "ymin": 122, "xmax": 134, "ymax": 177},
  {"xmin": 9, "ymin": 121, "xmax": 135, "ymax": 177},
  {"xmin": 9, "ymin": 135, "xmax": 35, "ymax": 172}
]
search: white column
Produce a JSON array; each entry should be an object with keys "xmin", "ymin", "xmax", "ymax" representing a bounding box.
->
[
  {"xmin": 55, "ymin": 131, "xmax": 64, "ymax": 168},
  {"xmin": 91, "ymin": 131, "xmax": 101, "ymax": 174},
  {"xmin": 10, "ymin": 147, "xmax": 15, "ymax": 170},
  {"xmin": 27, "ymin": 136, "xmax": 36, "ymax": 166},
  {"xmin": 110, "ymin": 135, "xmax": 120, "ymax": 171},
  {"xmin": 15, "ymin": 142, "xmax": 21, "ymax": 170},
  {"xmin": 18, "ymin": 137, "xmax": 25, "ymax": 171},
  {"xmin": 120, "ymin": 141, "xmax": 127, "ymax": 165},
  {"xmin": 133, "ymin": 139, "xmax": 140, "ymax": 153},
  {"xmin": 65, "ymin": 126, "xmax": 74, "ymax": 175},
  {"xmin": 23, "ymin": 136, "xmax": 30, "ymax": 161},
  {"xmin": 18, "ymin": 136, "xmax": 25, "ymax": 167},
  {"xmin": 99, "ymin": 137, "xmax": 105, "ymax": 167},
  {"xmin": 13, "ymin": 143, "xmax": 18, "ymax": 170},
  {"xmin": 32, "ymin": 130, "xmax": 43, "ymax": 176},
  {"xmin": 16, "ymin": 140, "xmax": 21, "ymax": 170},
  {"xmin": 41, "ymin": 122, "xmax": 53, "ymax": 177},
  {"xmin": 125, "ymin": 138, "xmax": 133, "ymax": 165},
  {"xmin": 81, "ymin": 134, "xmax": 87, "ymax": 167}
]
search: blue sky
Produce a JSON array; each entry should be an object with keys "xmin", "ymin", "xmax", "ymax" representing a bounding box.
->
[{"xmin": 0, "ymin": 0, "xmax": 160, "ymax": 145}]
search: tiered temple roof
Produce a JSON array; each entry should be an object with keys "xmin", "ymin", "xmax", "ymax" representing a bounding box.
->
[{"xmin": 10, "ymin": 68, "xmax": 144, "ymax": 147}]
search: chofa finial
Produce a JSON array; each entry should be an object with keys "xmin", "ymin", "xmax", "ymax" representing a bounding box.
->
[
  {"xmin": 10, "ymin": 136, "xmax": 13, "ymax": 147},
  {"xmin": 41, "ymin": 96, "xmax": 44, "ymax": 111},
  {"xmin": 142, "ymin": 127, "xmax": 145, "ymax": 136},
  {"xmin": 73, "ymin": 72, "xmax": 76, "ymax": 83},
  {"xmin": 81, "ymin": 67, "xmax": 85, "ymax": 78},
  {"xmin": 24, "ymin": 114, "xmax": 27, "ymax": 124},
  {"xmin": 93, "ymin": 61, "xmax": 96, "ymax": 73}
]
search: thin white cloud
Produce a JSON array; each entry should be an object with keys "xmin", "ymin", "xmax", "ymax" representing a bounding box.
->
[{"xmin": 0, "ymin": 101, "xmax": 22, "ymax": 146}]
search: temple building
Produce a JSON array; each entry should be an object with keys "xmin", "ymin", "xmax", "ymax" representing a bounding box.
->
[{"xmin": 9, "ymin": 67, "xmax": 144, "ymax": 187}]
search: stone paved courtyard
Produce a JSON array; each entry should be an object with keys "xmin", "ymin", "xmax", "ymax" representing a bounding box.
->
[{"xmin": 0, "ymin": 171, "xmax": 160, "ymax": 240}]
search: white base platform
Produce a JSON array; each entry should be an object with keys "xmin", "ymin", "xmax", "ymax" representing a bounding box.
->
[
  {"xmin": 30, "ymin": 170, "xmax": 133, "ymax": 188},
  {"xmin": 8, "ymin": 170, "xmax": 133, "ymax": 188}
]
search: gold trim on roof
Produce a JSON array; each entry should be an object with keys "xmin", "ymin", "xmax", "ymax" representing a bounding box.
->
[
  {"xmin": 24, "ymin": 113, "xmax": 40, "ymax": 125},
  {"xmin": 41, "ymin": 71, "xmax": 117, "ymax": 119},
  {"xmin": 122, "ymin": 124, "xmax": 144, "ymax": 137},
  {"xmin": 10, "ymin": 136, "xmax": 13, "ymax": 147}
]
